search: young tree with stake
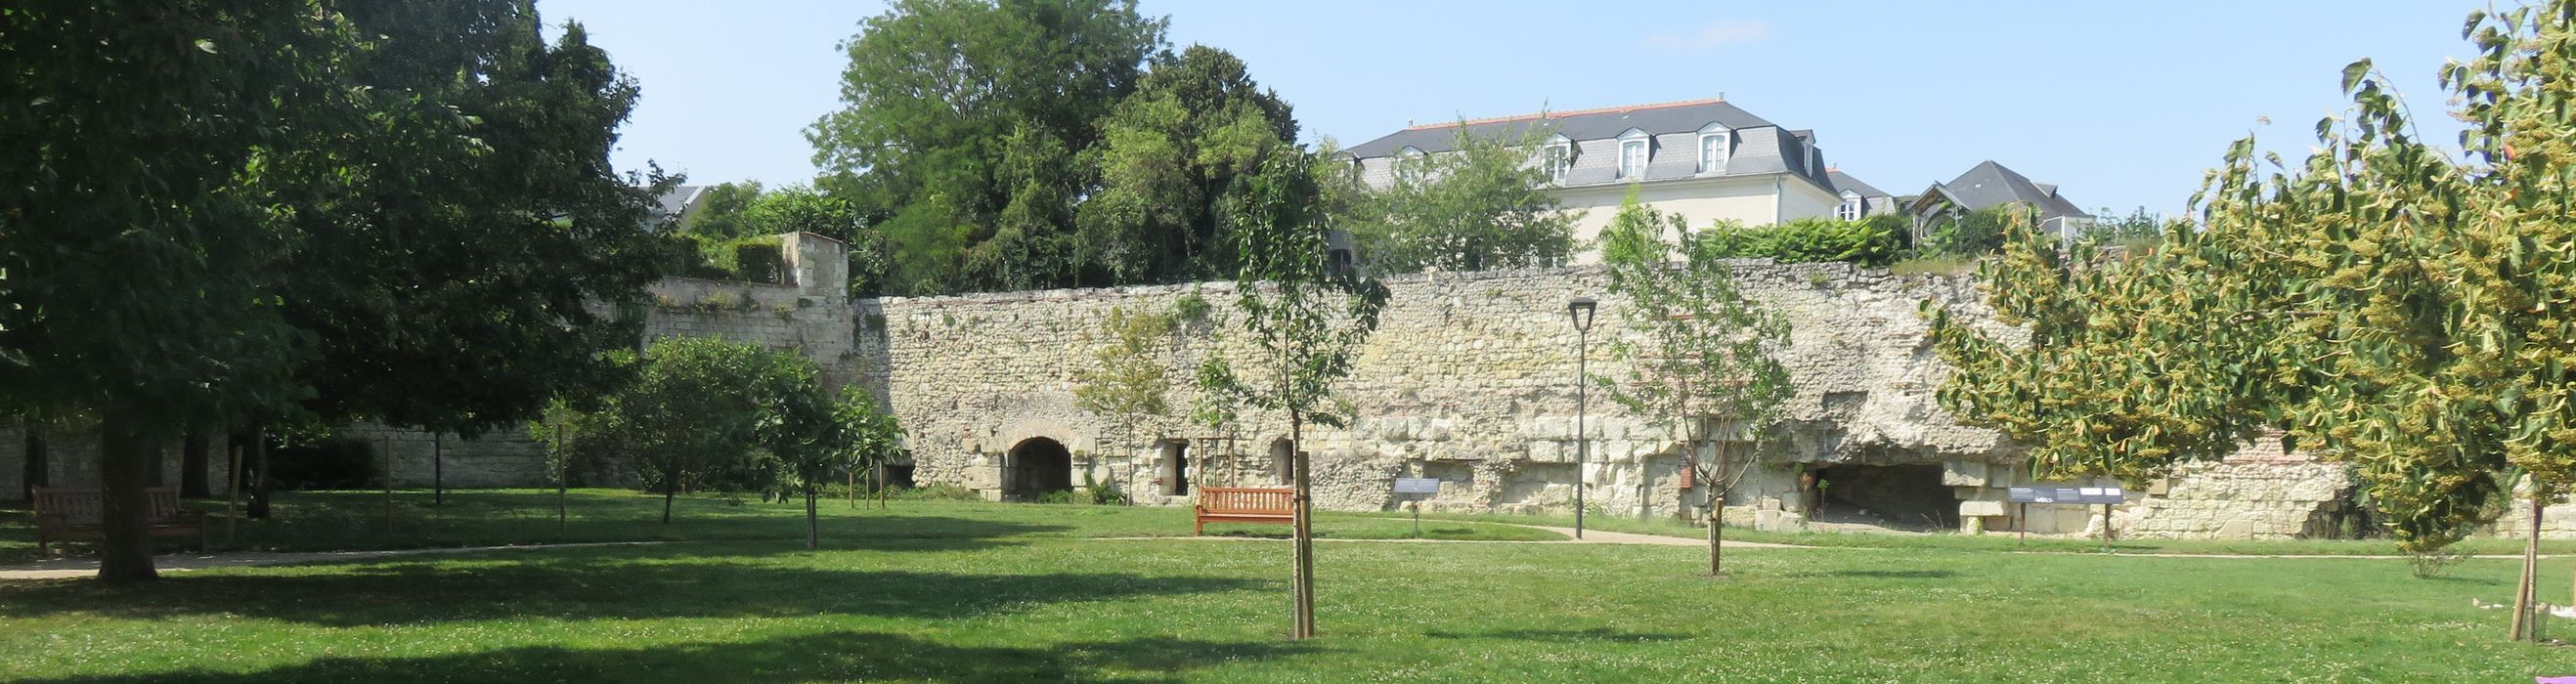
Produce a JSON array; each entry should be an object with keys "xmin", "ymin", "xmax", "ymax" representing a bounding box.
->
[
  {"xmin": 1197, "ymin": 152, "xmax": 1388, "ymax": 640},
  {"xmin": 1595, "ymin": 192, "xmax": 1791, "ymax": 577}
]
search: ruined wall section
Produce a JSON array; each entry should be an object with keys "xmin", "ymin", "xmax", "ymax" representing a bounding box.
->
[{"xmin": 878, "ymin": 262, "xmax": 2015, "ymax": 515}]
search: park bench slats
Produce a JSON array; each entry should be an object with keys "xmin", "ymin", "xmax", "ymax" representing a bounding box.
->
[
  {"xmin": 1195, "ymin": 487, "xmax": 1295, "ymax": 534},
  {"xmin": 31, "ymin": 487, "xmax": 206, "ymax": 555}
]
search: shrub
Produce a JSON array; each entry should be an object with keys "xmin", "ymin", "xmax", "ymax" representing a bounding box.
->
[
  {"xmin": 889, "ymin": 484, "xmax": 982, "ymax": 501},
  {"xmin": 733, "ymin": 241, "xmax": 784, "ymax": 284},
  {"xmin": 1693, "ymin": 214, "xmax": 1909, "ymax": 267}
]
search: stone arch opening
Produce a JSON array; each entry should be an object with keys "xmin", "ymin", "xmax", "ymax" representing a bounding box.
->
[
  {"xmin": 1004, "ymin": 437, "xmax": 1073, "ymax": 500},
  {"xmin": 1810, "ymin": 463, "xmax": 1957, "ymax": 531}
]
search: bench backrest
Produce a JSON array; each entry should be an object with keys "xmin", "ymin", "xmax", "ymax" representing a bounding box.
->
[
  {"xmin": 31, "ymin": 488, "xmax": 185, "ymax": 527},
  {"xmin": 1200, "ymin": 487, "xmax": 1294, "ymax": 515}
]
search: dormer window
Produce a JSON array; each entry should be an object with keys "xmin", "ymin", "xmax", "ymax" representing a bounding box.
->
[
  {"xmin": 1543, "ymin": 137, "xmax": 1572, "ymax": 182},
  {"xmin": 1696, "ymin": 123, "xmax": 1730, "ymax": 174},
  {"xmin": 1395, "ymin": 146, "xmax": 1425, "ymax": 172},
  {"xmin": 1836, "ymin": 191, "xmax": 1863, "ymax": 221},
  {"xmin": 1616, "ymin": 128, "xmax": 1649, "ymax": 180}
]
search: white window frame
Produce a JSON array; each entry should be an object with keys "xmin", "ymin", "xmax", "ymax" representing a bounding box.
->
[
  {"xmin": 1543, "ymin": 137, "xmax": 1573, "ymax": 183},
  {"xmin": 1836, "ymin": 192, "xmax": 1863, "ymax": 221},
  {"xmin": 1615, "ymin": 129, "xmax": 1649, "ymax": 180},
  {"xmin": 1696, "ymin": 123, "xmax": 1730, "ymax": 174}
]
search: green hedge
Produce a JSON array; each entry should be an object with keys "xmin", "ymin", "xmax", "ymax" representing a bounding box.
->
[{"xmin": 1692, "ymin": 214, "xmax": 1910, "ymax": 267}]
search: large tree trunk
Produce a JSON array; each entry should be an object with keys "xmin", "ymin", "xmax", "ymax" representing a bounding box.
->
[
  {"xmin": 1290, "ymin": 410, "xmax": 1316, "ymax": 640},
  {"xmin": 179, "ymin": 427, "xmax": 210, "ymax": 498},
  {"xmin": 96, "ymin": 407, "xmax": 159, "ymax": 584}
]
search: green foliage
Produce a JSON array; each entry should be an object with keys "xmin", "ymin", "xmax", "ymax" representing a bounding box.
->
[
  {"xmin": 1920, "ymin": 206, "xmax": 2016, "ymax": 256},
  {"xmin": 1344, "ymin": 122, "xmax": 1577, "ymax": 273},
  {"xmin": 2, "ymin": 0, "xmax": 679, "ymax": 580},
  {"xmin": 732, "ymin": 241, "xmax": 786, "ymax": 284},
  {"xmin": 2080, "ymin": 205, "xmax": 2166, "ymax": 243},
  {"xmin": 808, "ymin": 0, "xmax": 1168, "ymax": 294},
  {"xmin": 1692, "ymin": 214, "xmax": 1910, "ymax": 267},
  {"xmin": 685, "ymin": 181, "xmax": 767, "ymax": 239},
  {"xmin": 1079, "ymin": 45, "xmax": 1299, "ymax": 284},
  {"xmin": 1595, "ymin": 190, "xmax": 1793, "ymax": 500},
  {"xmin": 562, "ymin": 337, "xmax": 825, "ymax": 524},
  {"xmin": 1196, "ymin": 152, "xmax": 1391, "ymax": 434},
  {"xmin": 1924, "ymin": 210, "xmax": 2272, "ymax": 490},
  {"xmin": 1072, "ymin": 307, "xmax": 1176, "ymax": 463}
]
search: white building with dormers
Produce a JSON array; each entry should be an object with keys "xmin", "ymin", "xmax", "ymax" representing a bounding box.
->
[{"xmin": 1336, "ymin": 97, "xmax": 1899, "ymax": 264}]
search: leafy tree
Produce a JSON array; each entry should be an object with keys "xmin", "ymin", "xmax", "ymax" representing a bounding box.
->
[
  {"xmin": 808, "ymin": 0, "xmax": 1164, "ymax": 294},
  {"xmin": 685, "ymin": 181, "xmax": 767, "ymax": 239},
  {"xmin": 0, "ymin": 1, "xmax": 365, "ymax": 583},
  {"xmin": 764, "ymin": 387, "xmax": 907, "ymax": 550},
  {"xmin": 1595, "ymin": 191, "xmax": 1792, "ymax": 577},
  {"xmin": 1072, "ymin": 307, "xmax": 1176, "ymax": 499},
  {"xmin": 1345, "ymin": 122, "xmax": 1576, "ymax": 273},
  {"xmin": 572, "ymin": 337, "xmax": 811, "ymax": 525},
  {"xmin": 1197, "ymin": 151, "xmax": 1389, "ymax": 640},
  {"xmin": 1079, "ymin": 45, "xmax": 1299, "ymax": 283},
  {"xmin": 1923, "ymin": 210, "xmax": 2275, "ymax": 546},
  {"xmin": 282, "ymin": 5, "xmax": 682, "ymax": 448},
  {"xmin": 834, "ymin": 396, "xmax": 909, "ymax": 508}
]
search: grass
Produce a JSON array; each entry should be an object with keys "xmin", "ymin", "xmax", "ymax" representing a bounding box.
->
[
  {"xmin": 1420, "ymin": 508, "xmax": 2576, "ymax": 557},
  {"xmin": 7, "ymin": 491, "xmax": 2576, "ymax": 681},
  {"xmin": 0, "ymin": 489, "xmax": 1557, "ymax": 565}
]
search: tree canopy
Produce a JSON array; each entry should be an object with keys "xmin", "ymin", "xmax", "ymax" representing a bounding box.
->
[{"xmin": 1342, "ymin": 124, "xmax": 1577, "ymax": 274}]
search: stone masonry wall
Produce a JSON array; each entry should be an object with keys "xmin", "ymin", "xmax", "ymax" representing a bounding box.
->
[{"xmin": 877, "ymin": 261, "xmax": 2016, "ymax": 516}]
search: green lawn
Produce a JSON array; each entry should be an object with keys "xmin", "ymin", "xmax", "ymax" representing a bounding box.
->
[
  {"xmin": 1421, "ymin": 508, "xmax": 2576, "ymax": 557},
  {"xmin": 5, "ymin": 491, "xmax": 2576, "ymax": 681},
  {"xmin": 0, "ymin": 489, "xmax": 1558, "ymax": 566}
]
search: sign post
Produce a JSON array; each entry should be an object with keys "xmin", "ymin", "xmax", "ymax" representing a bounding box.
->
[
  {"xmin": 1393, "ymin": 478, "xmax": 1440, "ymax": 537},
  {"xmin": 2005, "ymin": 485, "xmax": 2127, "ymax": 546}
]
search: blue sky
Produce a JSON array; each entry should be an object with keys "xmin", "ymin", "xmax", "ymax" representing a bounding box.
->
[{"xmin": 540, "ymin": 0, "xmax": 2483, "ymax": 217}]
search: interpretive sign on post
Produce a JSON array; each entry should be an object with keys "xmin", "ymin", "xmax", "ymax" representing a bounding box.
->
[
  {"xmin": 1393, "ymin": 478, "xmax": 1440, "ymax": 534},
  {"xmin": 2006, "ymin": 486, "xmax": 2125, "ymax": 504},
  {"xmin": 2005, "ymin": 485, "xmax": 2128, "ymax": 542}
]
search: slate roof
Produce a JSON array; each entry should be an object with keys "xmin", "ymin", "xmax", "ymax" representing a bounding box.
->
[
  {"xmin": 1341, "ymin": 98, "xmax": 1776, "ymax": 158},
  {"xmin": 1825, "ymin": 169, "xmax": 1890, "ymax": 198},
  {"xmin": 1930, "ymin": 161, "xmax": 2089, "ymax": 220}
]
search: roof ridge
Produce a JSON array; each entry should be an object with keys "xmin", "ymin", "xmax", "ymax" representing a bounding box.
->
[{"xmin": 1402, "ymin": 97, "xmax": 1731, "ymax": 131}]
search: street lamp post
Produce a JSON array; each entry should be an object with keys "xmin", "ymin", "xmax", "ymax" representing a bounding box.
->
[{"xmin": 1567, "ymin": 296, "xmax": 1597, "ymax": 539}]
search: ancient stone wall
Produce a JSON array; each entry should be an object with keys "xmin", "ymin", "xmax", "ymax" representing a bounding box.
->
[{"xmin": 876, "ymin": 262, "xmax": 2017, "ymax": 517}]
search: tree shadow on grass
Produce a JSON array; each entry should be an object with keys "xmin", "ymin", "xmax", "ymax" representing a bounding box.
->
[
  {"xmin": 0, "ymin": 546, "xmax": 1264, "ymax": 626},
  {"xmin": 4, "ymin": 514, "xmax": 1072, "ymax": 566},
  {"xmin": 1426, "ymin": 626, "xmax": 1692, "ymax": 643},
  {"xmin": 24, "ymin": 629, "xmax": 1321, "ymax": 684}
]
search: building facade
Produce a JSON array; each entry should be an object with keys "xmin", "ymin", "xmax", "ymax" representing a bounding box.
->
[{"xmin": 1337, "ymin": 98, "xmax": 1899, "ymax": 263}]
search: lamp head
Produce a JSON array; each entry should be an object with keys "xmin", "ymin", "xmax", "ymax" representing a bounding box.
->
[{"xmin": 1567, "ymin": 296, "xmax": 1598, "ymax": 332}]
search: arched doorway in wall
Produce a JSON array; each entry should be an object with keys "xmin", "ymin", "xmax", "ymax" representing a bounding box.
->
[{"xmin": 1004, "ymin": 438, "xmax": 1073, "ymax": 500}]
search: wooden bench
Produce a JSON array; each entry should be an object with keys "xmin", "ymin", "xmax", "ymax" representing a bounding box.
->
[
  {"xmin": 32, "ymin": 487, "xmax": 206, "ymax": 555},
  {"xmin": 1194, "ymin": 487, "xmax": 1296, "ymax": 534}
]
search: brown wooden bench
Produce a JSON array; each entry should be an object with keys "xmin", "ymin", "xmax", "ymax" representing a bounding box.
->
[
  {"xmin": 32, "ymin": 487, "xmax": 206, "ymax": 555},
  {"xmin": 1194, "ymin": 487, "xmax": 1296, "ymax": 534}
]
